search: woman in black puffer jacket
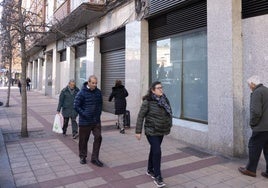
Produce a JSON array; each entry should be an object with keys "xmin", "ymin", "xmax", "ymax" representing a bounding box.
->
[
  {"xmin": 135, "ymin": 81, "xmax": 172, "ymax": 188},
  {"xmin": 109, "ymin": 80, "xmax": 128, "ymax": 134}
]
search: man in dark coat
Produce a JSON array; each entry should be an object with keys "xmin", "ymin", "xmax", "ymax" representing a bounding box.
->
[
  {"xmin": 74, "ymin": 75, "xmax": 104, "ymax": 167},
  {"xmin": 109, "ymin": 80, "xmax": 128, "ymax": 134},
  {"xmin": 239, "ymin": 75, "xmax": 268, "ymax": 178},
  {"xmin": 57, "ymin": 79, "xmax": 80, "ymax": 139}
]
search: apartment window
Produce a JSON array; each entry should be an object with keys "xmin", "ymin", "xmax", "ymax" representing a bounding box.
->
[{"xmin": 150, "ymin": 30, "xmax": 208, "ymax": 123}]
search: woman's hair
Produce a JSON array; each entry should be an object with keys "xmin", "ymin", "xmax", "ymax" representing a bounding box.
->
[
  {"xmin": 115, "ymin": 80, "xmax": 122, "ymax": 87},
  {"xmin": 142, "ymin": 81, "xmax": 161, "ymax": 100}
]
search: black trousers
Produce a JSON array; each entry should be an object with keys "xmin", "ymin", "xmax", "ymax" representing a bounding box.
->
[
  {"xmin": 146, "ymin": 135, "xmax": 164, "ymax": 178},
  {"xmin": 62, "ymin": 117, "xmax": 78, "ymax": 135},
  {"xmin": 79, "ymin": 124, "xmax": 102, "ymax": 161},
  {"xmin": 246, "ymin": 131, "xmax": 268, "ymax": 173}
]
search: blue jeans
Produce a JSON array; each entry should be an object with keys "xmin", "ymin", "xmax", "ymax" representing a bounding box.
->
[
  {"xmin": 146, "ymin": 135, "xmax": 164, "ymax": 178},
  {"xmin": 246, "ymin": 131, "xmax": 268, "ymax": 173}
]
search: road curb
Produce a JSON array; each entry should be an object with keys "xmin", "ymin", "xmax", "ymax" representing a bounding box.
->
[{"xmin": 0, "ymin": 128, "xmax": 16, "ymax": 188}]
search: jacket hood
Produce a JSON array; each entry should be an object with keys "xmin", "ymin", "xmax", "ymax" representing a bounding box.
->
[
  {"xmin": 82, "ymin": 81, "xmax": 98, "ymax": 91},
  {"xmin": 112, "ymin": 85, "xmax": 125, "ymax": 90}
]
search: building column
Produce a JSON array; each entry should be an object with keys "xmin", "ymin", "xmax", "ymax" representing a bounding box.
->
[
  {"xmin": 125, "ymin": 20, "xmax": 149, "ymax": 124},
  {"xmin": 37, "ymin": 58, "xmax": 43, "ymax": 91},
  {"xmin": 207, "ymin": 0, "xmax": 244, "ymax": 156},
  {"xmin": 32, "ymin": 60, "xmax": 37, "ymax": 89},
  {"xmin": 86, "ymin": 37, "xmax": 101, "ymax": 85},
  {"xmin": 67, "ymin": 46, "xmax": 75, "ymax": 81}
]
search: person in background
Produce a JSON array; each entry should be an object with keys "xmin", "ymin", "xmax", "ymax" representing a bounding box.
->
[
  {"xmin": 26, "ymin": 77, "xmax": 31, "ymax": 91},
  {"xmin": 74, "ymin": 75, "xmax": 104, "ymax": 167},
  {"xmin": 57, "ymin": 79, "xmax": 80, "ymax": 139},
  {"xmin": 238, "ymin": 75, "xmax": 268, "ymax": 178},
  {"xmin": 109, "ymin": 80, "xmax": 128, "ymax": 134},
  {"xmin": 135, "ymin": 81, "xmax": 172, "ymax": 188},
  {"xmin": 17, "ymin": 79, "xmax": 21, "ymax": 95}
]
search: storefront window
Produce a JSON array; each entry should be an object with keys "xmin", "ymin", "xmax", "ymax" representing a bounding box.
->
[
  {"xmin": 75, "ymin": 57, "xmax": 87, "ymax": 89},
  {"xmin": 150, "ymin": 30, "xmax": 207, "ymax": 122}
]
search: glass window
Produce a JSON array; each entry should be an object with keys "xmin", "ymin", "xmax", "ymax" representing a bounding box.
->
[{"xmin": 150, "ymin": 30, "xmax": 207, "ymax": 123}]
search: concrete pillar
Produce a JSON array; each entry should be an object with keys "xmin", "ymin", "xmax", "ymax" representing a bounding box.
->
[
  {"xmin": 32, "ymin": 60, "xmax": 37, "ymax": 89},
  {"xmin": 86, "ymin": 37, "xmax": 101, "ymax": 85},
  {"xmin": 207, "ymin": 0, "xmax": 244, "ymax": 156},
  {"xmin": 125, "ymin": 20, "xmax": 149, "ymax": 124},
  {"xmin": 52, "ymin": 47, "xmax": 58, "ymax": 97},
  {"xmin": 67, "ymin": 46, "xmax": 75, "ymax": 80},
  {"xmin": 37, "ymin": 58, "xmax": 43, "ymax": 91},
  {"xmin": 42, "ymin": 55, "xmax": 47, "ymax": 94}
]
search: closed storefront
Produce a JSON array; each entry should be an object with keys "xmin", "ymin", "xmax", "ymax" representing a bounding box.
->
[{"xmin": 100, "ymin": 28, "xmax": 126, "ymax": 113}]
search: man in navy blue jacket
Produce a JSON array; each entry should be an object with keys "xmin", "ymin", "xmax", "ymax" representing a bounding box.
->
[{"xmin": 74, "ymin": 75, "xmax": 104, "ymax": 167}]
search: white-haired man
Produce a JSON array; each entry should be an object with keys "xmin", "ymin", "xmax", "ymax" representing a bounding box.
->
[{"xmin": 238, "ymin": 75, "xmax": 268, "ymax": 178}]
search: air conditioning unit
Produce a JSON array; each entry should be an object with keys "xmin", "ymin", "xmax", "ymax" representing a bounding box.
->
[{"xmin": 135, "ymin": 0, "xmax": 148, "ymax": 19}]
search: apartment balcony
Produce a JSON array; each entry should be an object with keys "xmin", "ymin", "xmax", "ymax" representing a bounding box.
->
[{"xmin": 54, "ymin": 0, "xmax": 107, "ymax": 22}]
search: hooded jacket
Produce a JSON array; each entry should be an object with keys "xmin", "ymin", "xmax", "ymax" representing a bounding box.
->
[
  {"xmin": 74, "ymin": 82, "xmax": 102, "ymax": 126},
  {"xmin": 108, "ymin": 85, "xmax": 128, "ymax": 115},
  {"xmin": 136, "ymin": 95, "xmax": 172, "ymax": 136}
]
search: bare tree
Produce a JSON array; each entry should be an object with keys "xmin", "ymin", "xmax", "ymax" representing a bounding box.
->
[{"xmin": 0, "ymin": 0, "xmax": 50, "ymax": 137}]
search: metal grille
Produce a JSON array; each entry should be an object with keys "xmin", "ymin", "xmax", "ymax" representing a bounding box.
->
[
  {"xmin": 148, "ymin": 0, "xmax": 201, "ymax": 17},
  {"xmin": 149, "ymin": 0, "xmax": 206, "ymax": 41},
  {"xmin": 101, "ymin": 49, "xmax": 125, "ymax": 113},
  {"xmin": 242, "ymin": 0, "xmax": 268, "ymax": 19}
]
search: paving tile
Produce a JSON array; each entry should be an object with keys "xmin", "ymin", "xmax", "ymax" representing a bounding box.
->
[
  {"xmin": 181, "ymin": 180, "xmax": 207, "ymax": 188},
  {"xmin": 84, "ymin": 177, "xmax": 107, "ymax": 187},
  {"xmin": 64, "ymin": 181, "xmax": 89, "ymax": 188}
]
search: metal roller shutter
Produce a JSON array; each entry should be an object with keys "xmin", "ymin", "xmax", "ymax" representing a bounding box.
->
[
  {"xmin": 242, "ymin": 0, "xmax": 268, "ymax": 19},
  {"xmin": 101, "ymin": 49, "xmax": 125, "ymax": 113},
  {"xmin": 148, "ymin": 0, "xmax": 207, "ymax": 41}
]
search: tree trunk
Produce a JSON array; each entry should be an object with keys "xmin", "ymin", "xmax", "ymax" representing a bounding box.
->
[
  {"xmin": 5, "ymin": 57, "xmax": 12, "ymax": 107},
  {"xmin": 18, "ymin": 0, "xmax": 28, "ymax": 137}
]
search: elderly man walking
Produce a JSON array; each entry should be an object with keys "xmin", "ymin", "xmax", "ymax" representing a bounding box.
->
[
  {"xmin": 57, "ymin": 79, "xmax": 80, "ymax": 139},
  {"xmin": 239, "ymin": 75, "xmax": 268, "ymax": 178},
  {"xmin": 74, "ymin": 75, "xmax": 104, "ymax": 167}
]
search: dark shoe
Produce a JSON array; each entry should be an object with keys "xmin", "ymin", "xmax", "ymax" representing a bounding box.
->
[
  {"xmin": 238, "ymin": 167, "xmax": 256, "ymax": 177},
  {"xmin": 72, "ymin": 133, "xmax": 79, "ymax": 139},
  {"xmin": 91, "ymin": 159, "xmax": 104, "ymax": 167},
  {"xmin": 63, "ymin": 133, "xmax": 67, "ymax": 137},
  {"xmin": 261, "ymin": 172, "xmax": 268, "ymax": 178},
  {"xmin": 80, "ymin": 158, "xmax": 86, "ymax": 164},
  {"xmin": 146, "ymin": 170, "xmax": 155, "ymax": 179},
  {"xmin": 120, "ymin": 129, "xmax": 125, "ymax": 134},
  {"xmin": 153, "ymin": 176, "xmax": 166, "ymax": 187}
]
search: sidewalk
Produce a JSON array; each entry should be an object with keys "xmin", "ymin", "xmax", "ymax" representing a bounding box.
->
[{"xmin": 0, "ymin": 87, "xmax": 267, "ymax": 188}]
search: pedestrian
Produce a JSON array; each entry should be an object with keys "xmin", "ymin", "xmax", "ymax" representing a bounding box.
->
[
  {"xmin": 108, "ymin": 80, "xmax": 128, "ymax": 134},
  {"xmin": 17, "ymin": 79, "xmax": 21, "ymax": 95},
  {"xmin": 26, "ymin": 77, "xmax": 31, "ymax": 91},
  {"xmin": 238, "ymin": 75, "xmax": 268, "ymax": 178},
  {"xmin": 57, "ymin": 79, "xmax": 80, "ymax": 139},
  {"xmin": 74, "ymin": 75, "xmax": 104, "ymax": 167},
  {"xmin": 135, "ymin": 81, "xmax": 172, "ymax": 187}
]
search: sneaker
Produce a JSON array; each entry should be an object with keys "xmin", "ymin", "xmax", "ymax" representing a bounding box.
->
[
  {"xmin": 154, "ymin": 176, "xmax": 166, "ymax": 188},
  {"xmin": 72, "ymin": 133, "xmax": 79, "ymax": 139},
  {"xmin": 120, "ymin": 129, "xmax": 125, "ymax": 134},
  {"xmin": 80, "ymin": 158, "xmax": 86, "ymax": 164},
  {"xmin": 146, "ymin": 170, "xmax": 155, "ymax": 179}
]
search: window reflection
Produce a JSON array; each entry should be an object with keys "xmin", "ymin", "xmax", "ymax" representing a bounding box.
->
[{"xmin": 150, "ymin": 30, "xmax": 208, "ymax": 123}]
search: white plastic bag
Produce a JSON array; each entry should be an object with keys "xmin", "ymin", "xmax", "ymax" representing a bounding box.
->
[{"xmin": 52, "ymin": 114, "xmax": 63, "ymax": 134}]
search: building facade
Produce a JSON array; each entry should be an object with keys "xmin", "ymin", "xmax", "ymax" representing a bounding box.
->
[{"xmin": 26, "ymin": 0, "xmax": 268, "ymax": 157}]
